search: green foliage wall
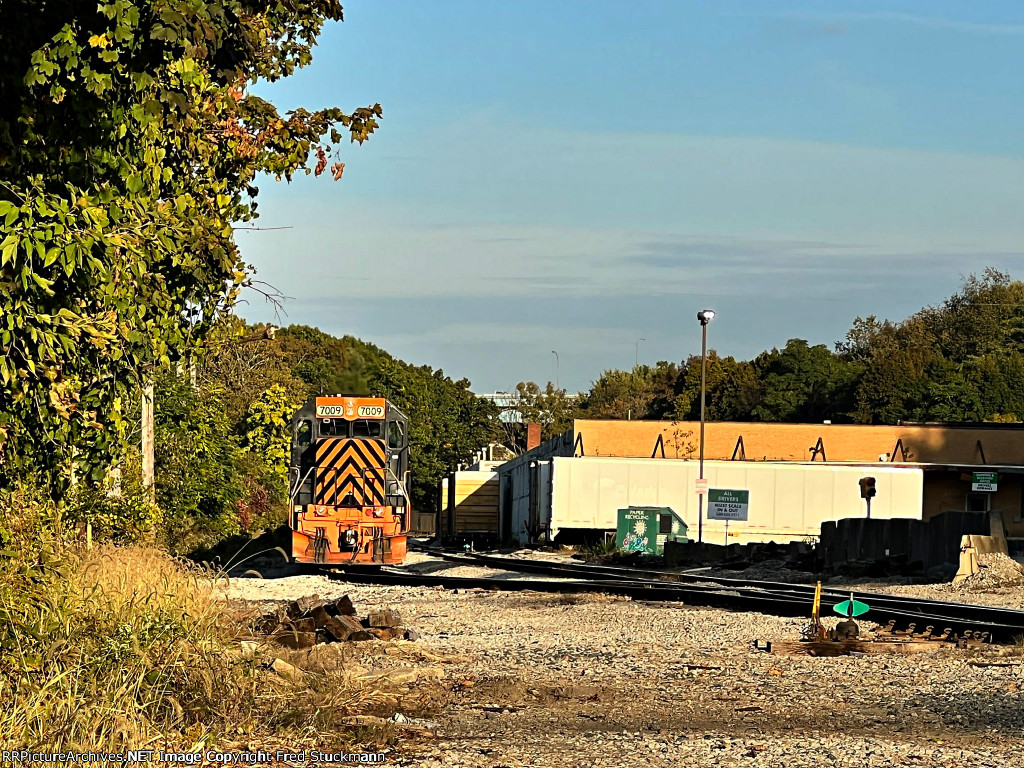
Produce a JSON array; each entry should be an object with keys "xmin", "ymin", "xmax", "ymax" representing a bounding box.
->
[
  {"xmin": 524, "ymin": 270, "xmax": 1024, "ymax": 429},
  {"xmin": 370, "ymin": 357, "xmax": 499, "ymax": 512},
  {"xmin": 241, "ymin": 384, "xmax": 298, "ymax": 483},
  {"xmin": 0, "ymin": 0, "xmax": 379, "ymax": 494},
  {"xmin": 153, "ymin": 373, "xmax": 247, "ymax": 551},
  {"xmin": 192, "ymin": 323, "xmax": 501, "ymax": 517}
]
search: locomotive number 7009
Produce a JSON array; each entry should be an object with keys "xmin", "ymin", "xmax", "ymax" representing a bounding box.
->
[{"xmin": 315, "ymin": 404, "xmax": 347, "ymax": 417}]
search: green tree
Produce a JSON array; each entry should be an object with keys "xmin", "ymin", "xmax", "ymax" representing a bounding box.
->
[
  {"xmin": 277, "ymin": 325, "xmax": 375, "ymax": 397},
  {"xmin": 0, "ymin": 1, "xmax": 379, "ymax": 492},
  {"xmin": 913, "ymin": 359, "xmax": 983, "ymax": 422},
  {"xmin": 842, "ymin": 273, "xmax": 1024, "ymax": 424},
  {"xmin": 671, "ymin": 352, "xmax": 747, "ymax": 421},
  {"xmin": 196, "ymin": 318, "xmax": 306, "ymax": 424},
  {"xmin": 241, "ymin": 384, "xmax": 298, "ymax": 482},
  {"xmin": 641, "ymin": 361, "xmax": 682, "ymax": 419},
  {"xmin": 370, "ymin": 357, "xmax": 499, "ymax": 513},
  {"xmin": 152, "ymin": 373, "xmax": 246, "ymax": 552},
  {"xmin": 578, "ymin": 367, "xmax": 658, "ymax": 420},
  {"xmin": 744, "ymin": 339, "xmax": 859, "ymax": 423},
  {"xmin": 710, "ymin": 361, "xmax": 762, "ymax": 421},
  {"xmin": 970, "ymin": 352, "xmax": 1024, "ymax": 421},
  {"xmin": 513, "ymin": 381, "xmax": 579, "ymax": 442},
  {"xmin": 923, "ymin": 269, "xmax": 1024, "ymax": 362}
]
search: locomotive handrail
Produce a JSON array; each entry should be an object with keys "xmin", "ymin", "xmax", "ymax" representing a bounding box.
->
[
  {"xmin": 289, "ymin": 465, "xmax": 316, "ymax": 502},
  {"xmin": 326, "ymin": 464, "xmax": 411, "ymax": 511},
  {"xmin": 296, "ymin": 463, "xmax": 410, "ymax": 510},
  {"xmin": 382, "ymin": 465, "xmax": 412, "ymax": 511}
]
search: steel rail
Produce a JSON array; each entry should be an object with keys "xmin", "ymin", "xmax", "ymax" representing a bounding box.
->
[
  {"xmin": 330, "ymin": 569, "xmax": 906, "ymax": 621},
  {"xmin": 439, "ymin": 551, "xmax": 1024, "ymax": 615},
  {"xmin": 408, "ymin": 550, "xmax": 1024, "ymax": 642},
  {"xmin": 329, "ymin": 559, "xmax": 1024, "ymax": 642}
]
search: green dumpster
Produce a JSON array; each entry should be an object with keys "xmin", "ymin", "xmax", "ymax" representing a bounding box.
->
[{"xmin": 616, "ymin": 506, "xmax": 688, "ymax": 555}]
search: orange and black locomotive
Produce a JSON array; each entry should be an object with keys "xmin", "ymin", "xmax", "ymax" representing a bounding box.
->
[{"xmin": 289, "ymin": 395, "xmax": 410, "ymax": 566}]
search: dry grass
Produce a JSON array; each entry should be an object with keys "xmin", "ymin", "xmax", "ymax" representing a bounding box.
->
[{"xmin": 0, "ymin": 527, "xmax": 390, "ymax": 751}]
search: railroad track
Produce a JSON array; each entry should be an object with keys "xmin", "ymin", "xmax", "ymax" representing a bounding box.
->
[
  {"xmin": 436, "ymin": 551, "xmax": 1024, "ymax": 631},
  {"xmin": 329, "ymin": 550, "xmax": 1024, "ymax": 643}
]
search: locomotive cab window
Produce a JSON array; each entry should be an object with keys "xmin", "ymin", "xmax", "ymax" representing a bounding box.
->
[
  {"xmin": 296, "ymin": 419, "xmax": 313, "ymax": 446},
  {"xmin": 352, "ymin": 419, "xmax": 383, "ymax": 438},
  {"xmin": 319, "ymin": 419, "xmax": 347, "ymax": 437},
  {"xmin": 387, "ymin": 420, "xmax": 405, "ymax": 450}
]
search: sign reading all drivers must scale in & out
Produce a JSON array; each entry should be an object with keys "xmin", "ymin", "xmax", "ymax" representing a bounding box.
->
[{"xmin": 707, "ymin": 488, "xmax": 750, "ymax": 521}]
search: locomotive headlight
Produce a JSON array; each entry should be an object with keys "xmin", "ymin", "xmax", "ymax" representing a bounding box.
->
[{"xmin": 344, "ymin": 528, "xmax": 359, "ymax": 546}]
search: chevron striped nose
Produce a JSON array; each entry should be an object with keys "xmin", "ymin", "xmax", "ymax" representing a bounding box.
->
[{"xmin": 313, "ymin": 437, "xmax": 387, "ymax": 507}]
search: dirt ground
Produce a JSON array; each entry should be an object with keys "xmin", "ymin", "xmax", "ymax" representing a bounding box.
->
[{"xmin": 225, "ymin": 563, "xmax": 1024, "ymax": 768}]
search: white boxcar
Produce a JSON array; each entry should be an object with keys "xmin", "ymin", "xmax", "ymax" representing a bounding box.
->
[{"xmin": 544, "ymin": 457, "xmax": 924, "ymax": 544}]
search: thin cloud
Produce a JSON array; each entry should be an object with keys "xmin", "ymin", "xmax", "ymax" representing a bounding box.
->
[
  {"xmin": 762, "ymin": 11, "xmax": 1024, "ymax": 37},
  {"xmin": 816, "ymin": 22, "xmax": 850, "ymax": 36}
]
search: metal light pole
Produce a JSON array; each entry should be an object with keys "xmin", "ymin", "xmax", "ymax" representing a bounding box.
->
[
  {"xmin": 696, "ymin": 309, "xmax": 716, "ymax": 543},
  {"xmin": 635, "ymin": 337, "xmax": 645, "ymax": 368},
  {"xmin": 551, "ymin": 350, "xmax": 560, "ymax": 390}
]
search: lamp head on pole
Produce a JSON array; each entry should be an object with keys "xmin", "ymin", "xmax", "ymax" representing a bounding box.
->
[{"xmin": 697, "ymin": 309, "xmax": 716, "ymax": 326}]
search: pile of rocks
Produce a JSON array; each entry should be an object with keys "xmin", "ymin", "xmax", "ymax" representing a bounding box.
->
[
  {"xmin": 255, "ymin": 593, "xmax": 417, "ymax": 649},
  {"xmin": 953, "ymin": 553, "xmax": 1024, "ymax": 592}
]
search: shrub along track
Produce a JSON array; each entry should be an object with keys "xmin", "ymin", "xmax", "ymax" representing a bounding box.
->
[{"xmin": 327, "ymin": 551, "xmax": 1024, "ymax": 643}]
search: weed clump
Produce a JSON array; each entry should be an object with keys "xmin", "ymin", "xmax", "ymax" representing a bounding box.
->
[{"xmin": 0, "ymin": 491, "xmax": 383, "ymax": 751}]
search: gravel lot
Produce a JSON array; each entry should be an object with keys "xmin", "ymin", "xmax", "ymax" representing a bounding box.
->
[{"xmin": 224, "ymin": 556, "xmax": 1024, "ymax": 768}]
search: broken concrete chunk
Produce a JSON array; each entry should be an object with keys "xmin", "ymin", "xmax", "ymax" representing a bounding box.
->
[
  {"xmin": 296, "ymin": 594, "xmax": 324, "ymax": 614},
  {"xmin": 255, "ymin": 592, "xmax": 413, "ymax": 647},
  {"xmin": 336, "ymin": 613, "xmax": 366, "ymax": 633},
  {"xmin": 309, "ymin": 605, "xmax": 333, "ymax": 629},
  {"xmin": 326, "ymin": 595, "xmax": 357, "ymax": 616},
  {"xmin": 287, "ymin": 617, "xmax": 316, "ymax": 634},
  {"xmin": 365, "ymin": 609, "xmax": 401, "ymax": 628},
  {"xmin": 272, "ymin": 630, "xmax": 318, "ymax": 650},
  {"xmin": 238, "ymin": 640, "xmax": 260, "ymax": 657},
  {"xmin": 323, "ymin": 613, "xmax": 365, "ymax": 641}
]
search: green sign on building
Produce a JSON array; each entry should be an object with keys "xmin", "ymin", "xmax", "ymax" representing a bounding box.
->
[
  {"xmin": 972, "ymin": 472, "xmax": 998, "ymax": 492},
  {"xmin": 616, "ymin": 506, "xmax": 688, "ymax": 555}
]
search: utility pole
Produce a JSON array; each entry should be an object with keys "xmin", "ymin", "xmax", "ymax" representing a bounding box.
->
[
  {"xmin": 141, "ymin": 381, "xmax": 155, "ymax": 501},
  {"xmin": 696, "ymin": 309, "xmax": 716, "ymax": 544}
]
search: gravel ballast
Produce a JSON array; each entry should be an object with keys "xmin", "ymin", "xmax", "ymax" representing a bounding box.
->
[{"xmin": 224, "ymin": 560, "xmax": 1024, "ymax": 768}]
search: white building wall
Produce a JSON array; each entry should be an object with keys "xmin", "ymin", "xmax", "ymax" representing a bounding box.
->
[{"xmin": 541, "ymin": 457, "xmax": 924, "ymax": 545}]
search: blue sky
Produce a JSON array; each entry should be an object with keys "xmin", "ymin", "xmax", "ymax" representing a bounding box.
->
[{"xmin": 239, "ymin": 1, "xmax": 1024, "ymax": 393}]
